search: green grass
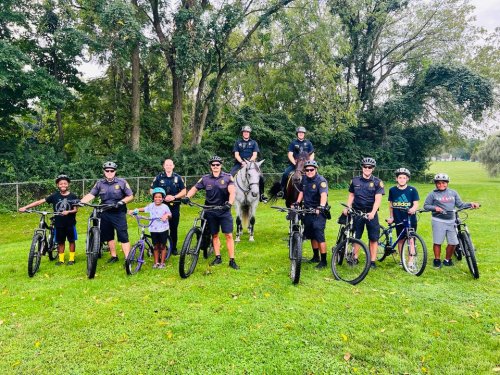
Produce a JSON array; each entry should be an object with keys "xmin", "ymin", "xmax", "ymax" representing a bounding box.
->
[{"xmin": 0, "ymin": 161, "xmax": 498, "ymax": 374}]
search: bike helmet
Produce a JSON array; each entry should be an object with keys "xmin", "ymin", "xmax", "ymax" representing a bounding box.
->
[
  {"xmin": 241, "ymin": 125, "xmax": 252, "ymax": 132},
  {"xmin": 152, "ymin": 187, "xmax": 166, "ymax": 198},
  {"xmin": 433, "ymin": 173, "xmax": 449, "ymax": 182},
  {"xmin": 55, "ymin": 174, "xmax": 70, "ymax": 184},
  {"xmin": 296, "ymin": 126, "xmax": 307, "ymax": 133},
  {"xmin": 304, "ymin": 160, "xmax": 319, "ymax": 169},
  {"xmin": 395, "ymin": 168, "xmax": 411, "ymax": 177},
  {"xmin": 361, "ymin": 157, "xmax": 376, "ymax": 167},
  {"xmin": 102, "ymin": 161, "xmax": 118, "ymax": 170},
  {"xmin": 208, "ymin": 155, "xmax": 224, "ymax": 164}
]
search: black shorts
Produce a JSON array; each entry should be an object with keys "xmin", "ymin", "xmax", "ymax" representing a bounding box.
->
[
  {"xmin": 354, "ymin": 213, "xmax": 380, "ymax": 241},
  {"xmin": 205, "ymin": 210, "xmax": 233, "ymax": 235},
  {"xmin": 101, "ymin": 211, "xmax": 129, "ymax": 243},
  {"xmin": 303, "ymin": 214, "xmax": 326, "ymax": 242},
  {"xmin": 150, "ymin": 231, "xmax": 169, "ymax": 247},
  {"xmin": 395, "ymin": 222, "xmax": 418, "ymax": 239},
  {"xmin": 55, "ymin": 225, "xmax": 77, "ymax": 243}
]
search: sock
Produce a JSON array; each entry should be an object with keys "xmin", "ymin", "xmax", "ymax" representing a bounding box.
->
[
  {"xmin": 58, "ymin": 253, "xmax": 65, "ymax": 262},
  {"xmin": 69, "ymin": 252, "xmax": 75, "ymax": 262},
  {"xmin": 312, "ymin": 249, "xmax": 319, "ymax": 258},
  {"xmin": 320, "ymin": 253, "xmax": 327, "ymax": 262}
]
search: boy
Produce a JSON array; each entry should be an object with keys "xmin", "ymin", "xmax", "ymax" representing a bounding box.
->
[
  {"xmin": 129, "ymin": 188, "xmax": 172, "ymax": 269},
  {"xmin": 19, "ymin": 174, "xmax": 78, "ymax": 265}
]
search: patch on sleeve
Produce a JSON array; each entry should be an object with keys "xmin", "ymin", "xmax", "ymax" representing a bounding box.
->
[
  {"xmin": 380, "ymin": 181, "xmax": 384, "ymax": 188},
  {"xmin": 320, "ymin": 181, "xmax": 327, "ymax": 188},
  {"xmin": 197, "ymin": 178, "xmax": 202, "ymax": 184},
  {"xmin": 125, "ymin": 183, "xmax": 131, "ymax": 189}
]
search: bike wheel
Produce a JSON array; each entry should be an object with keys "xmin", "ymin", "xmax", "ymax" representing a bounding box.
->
[
  {"xmin": 125, "ymin": 242, "xmax": 143, "ymax": 275},
  {"xmin": 290, "ymin": 232, "xmax": 302, "ymax": 285},
  {"xmin": 47, "ymin": 228, "xmax": 57, "ymax": 261},
  {"xmin": 28, "ymin": 233, "xmax": 43, "ymax": 277},
  {"xmin": 377, "ymin": 226, "xmax": 389, "ymax": 262},
  {"xmin": 401, "ymin": 233, "xmax": 427, "ymax": 276},
  {"xmin": 461, "ymin": 232, "xmax": 479, "ymax": 279},
  {"xmin": 87, "ymin": 227, "xmax": 100, "ymax": 279},
  {"xmin": 454, "ymin": 242, "xmax": 463, "ymax": 261},
  {"xmin": 179, "ymin": 227, "xmax": 201, "ymax": 278},
  {"xmin": 331, "ymin": 238, "xmax": 370, "ymax": 285},
  {"xmin": 165, "ymin": 235, "xmax": 173, "ymax": 261}
]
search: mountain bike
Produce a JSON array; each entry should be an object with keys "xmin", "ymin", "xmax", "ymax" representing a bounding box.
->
[
  {"xmin": 271, "ymin": 206, "xmax": 316, "ymax": 285},
  {"xmin": 330, "ymin": 204, "xmax": 371, "ymax": 285},
  {"xmin": 450, "ymin": 207, "xmax": 480, "ymax": 279},
  {"xmin": 23, "ymin": 210, "xmax": 61, "ymax": 277},
  {"xmin": 179, "ymin": 201, "xmax": 223, "ymax": 278},
  {"xmin": 376, "ymin": 208, "xmax": 427, "ymax": 276},
  {"xmin": 74, "ymin": 202, "xmax": 115, "ymax": 279},
  {"xmin": 126, "ymin": 214, "xmax": 172, "ymax": 275}
]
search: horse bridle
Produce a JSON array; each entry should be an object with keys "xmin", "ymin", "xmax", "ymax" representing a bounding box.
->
[{"xmin": 235, "ymin": 160, "xmax": 261, "ymax": 195}]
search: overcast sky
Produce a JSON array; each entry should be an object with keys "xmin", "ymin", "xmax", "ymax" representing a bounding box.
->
[{"xmin": 77, "ymin": 0, "xmax": 500, "ymax": 79}]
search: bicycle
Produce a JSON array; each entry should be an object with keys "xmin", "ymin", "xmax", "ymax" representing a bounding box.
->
[
  {"xmin": 330, "ymin": 204, "xmax": 371, "ymax": 285},
  {"xmin": 376, "ymin": 208, "xmax": 427, "ymax": 276},
  {"xmin": 23, "ymin": 210, "xmax": 61, "ymax": 277},
  {"xmin": 271, "ymin": 206, "xmax": 316, "ymax": 285},
  {"xmin": 73, "ymin": 202, "xmax": 115, "ymax": 279},
  {"xmin": 125, "ymin": 214, "xmax": 172, "ymax": 275},
  {"xmin": 179, "ymin": 201, "xmax": 223, "ymax": 278}
]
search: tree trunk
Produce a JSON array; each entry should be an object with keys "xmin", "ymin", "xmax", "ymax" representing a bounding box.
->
[
  {"xmin": 56, "ymin": 108, "xmax": 64, "ymax": 151},
  {"xmin": 131, "ymin": 42, "xmax": 140, "ymax": 151},
  {"xmin": 171, "ymin": 73, "xmax": 184, "ymax": 151}
]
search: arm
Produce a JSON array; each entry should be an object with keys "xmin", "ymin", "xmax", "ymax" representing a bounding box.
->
[
  {"xmin": 234, "ymin": 151, "xmax": 245, "ymax": 165},
  {"xmin": 309, "ymin": 152, "xmax": 315, "ymax": 161},
  {"xmin": 19, "ymin": 198, "xmax": 46, "ymax": 212},
  {"xmin": 165, "ymin": 187, "xmax": 186, "ymax": 203},
  {"xmin": 343, "ymin": 192, "xmax": 355, "ymax": 215},
  {"xmin": 227, "ymin": 184, "xmax": 236, "ymax": 205},
  {"xmin": 127, "ymin": 207, "xmax": 145, "ymax": 215},
  {"xmin": 368, "ymin": 193, "xmax": 382, "ymax": 220},
  {"xmin": 62, "ymin": 205, "xmax": 78, "ymax": 216},
  {"xmin": 408, "ymin": 200, "xmax": 419, "ymax": 215},
  {"xmin": 287, "ymin": 151, "xmax": 295, "ymax": 165},
  {"xmin": 80, "ymin": 193, "xmax": 95, "ymax": 204},
  {"xmin": 185, "ymin": 186, "xmax": 198, "ymax": 199},
  {"xmin": 296, "ymin": 191, "xmax": 303, "ymax": 204},
  {"xmin": 250, "ymin": 151, "xmax": 257, "ymax": 162}
]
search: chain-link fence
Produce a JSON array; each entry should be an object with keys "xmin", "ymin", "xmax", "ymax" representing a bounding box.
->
[{"xmin": 0, "ymin": 170, "xmax": 433, "ymax": 212}]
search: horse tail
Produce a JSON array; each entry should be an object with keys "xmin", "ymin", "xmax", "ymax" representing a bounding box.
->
[
  {"xmin": 241, "ymin": 204, "xmax": 250, "ymax": 227},
  {"xmin": 269, "ymin": 181, "xmax": 282, "ymax": 202}
]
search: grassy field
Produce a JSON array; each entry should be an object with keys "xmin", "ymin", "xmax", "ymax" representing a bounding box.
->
[{"xmin": 0, "ymin": 161, "xmax": 498, "ymax": 374}]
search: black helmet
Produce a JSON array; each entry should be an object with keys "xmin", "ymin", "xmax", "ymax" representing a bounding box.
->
[
  {"xmin": 296, "ymin": 126, "xmax": 307, "ymax": 133},
  {"xmin": 55, "ymin": 174, "xmax": 70, "ymax": 184},
  {"xmin": 361, "ymin": 157, "xmax": 376, "ymax": 167},
  {"xmin": 395, "ymin": 168, "xmax": 411, "ymax": 177},
  {"xmin": 304, "ymin": 160, "xmax": 319, "ymax": 169},
  {"xmin": 433, "ymin": 173, "xmax": 449, "ymax": 182},
  {"xmin": 208, "ymin": 155, "xmax": 224, "ymax": 164},
  {"xmin": 102, "ymin": 161, "xmax": 118, "ymax": 170},
  {"xmin": 241, "ymin": 125, "xmax": 252, "ymax": 132}
]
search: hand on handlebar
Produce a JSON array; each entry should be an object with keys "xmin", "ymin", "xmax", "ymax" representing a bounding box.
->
[
  {"xmin": 181, "ymin": 197, "xmax": 191, "ymax": 205},
  {"xmin": 224, "ymin": 202, "xmax": 232, "ymax": 211}
]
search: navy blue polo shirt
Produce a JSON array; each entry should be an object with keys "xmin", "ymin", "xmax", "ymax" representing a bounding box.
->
[
  {"xmin": 89, "ymin": 177, "xmax": 133, "ymax": 210},
  {"xmin": 349, "ymin": 175, "xmax": 385, "ymax": 211},
  {"xmin": 233, "ymin": 138, "xmax": 260, "ymax": 161},
  {"xmin": 288, "ymin": 139, "xmax": 314, "ymax": 160},
  {"xmin": 195, "ymin": 172, "xmax": 234, "ymax": 206},
  {"xmin": 299, "ymin": 173, "xmax": 328, "ymax": 208},
  {"xmin": 151, "ymin": 172, "xmax": 185, "ymax": 206}
]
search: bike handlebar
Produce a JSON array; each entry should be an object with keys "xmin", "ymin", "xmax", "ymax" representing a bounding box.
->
[
  {"xmin": 72, "ymin": 201, "xmax": 116, "ymax": 210},
  {"xmin": 128, "ymin": 213, "xmax": 165, "ymax": 228},
  {"xmin": 271, "ymin": 206, "xmax": 317, "ymax": 215},
  {"xmin": 339, "ymin": 203, "xmax": 369, "ymax": 219},
  {"xmin": 185, "ymin": 201, "xmax": 226, "ymax": 211},
  {"xmin": 22, "ymin": 209, "xmax": 63, "ymax": 216}
]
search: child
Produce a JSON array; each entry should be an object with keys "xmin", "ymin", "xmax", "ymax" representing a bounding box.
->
[
  {"xmin": 19, "ymin": 174, "xmax": 78, "ymax": 265},
  {"xmin": 129, "ymin": 187, "xmax": 172, "ymax": 269},
  {"xmin": 386, "ymin": 168, "xmax": 419, "ymax": 259},
  {"xmin": 423, "ymin": 173, "xmax": 480, "ymax": 268}
]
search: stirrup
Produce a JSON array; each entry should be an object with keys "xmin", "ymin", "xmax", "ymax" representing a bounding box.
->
[{"xmin": 276, "ymin": 191, "xmax": 284, "ymax": 198}]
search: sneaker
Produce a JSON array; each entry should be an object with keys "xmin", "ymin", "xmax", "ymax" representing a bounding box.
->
[
  {"xmin": 309, "ymin": 256, "xmax": 320, "ymax": 263},
  {"xmin": 152, "ymin": 263, "xmax": 160, "ymax": 269},
  {"xmin": 107, "ymin": 256, "xmax": 119, "ymax": 264},
  {"xmin": 370, "ymin": 261, "xmax": 377, "ymax": 269},
  {"xmin": 229, "ymin": 259, "xmax": 240, "ymax": 270},
  {"xmin": 210, "ymin": 257, "xmax": 222, "ymax": 266},
  {"xmin": 158, "ymin": 263, "xmax": 166, "ymax": 269},
  {"xmin": 260, "ymin": 194, "xmax": 269, "ymax": 203},
  {"xmin": 171, "ymin": 249, "xmax": 179, "ymax": 256},
  {"xmin": 67, "ymin": 261, "xmax": 75, "ymax": 266},
  {"xmin": 433, "ymin": 259, "xmax": 442, "ymax": 268},
  {"xmin": 55, "ymin": 261, "xmax": 64, "ymax": 266},
  {"xmin": 443, "ymin": 259, "xmax": 453, "ymax": 267},
  {"xmin": 315, "ymin": 260, "xmax": 327, "ymax": 269}
]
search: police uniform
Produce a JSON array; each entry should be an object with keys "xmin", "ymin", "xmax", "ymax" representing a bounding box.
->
[
  {"xmin": 195, "ymin": 172, "xmax": 234, "ymax": 235},
  {"xmin": 89, "ymin": 177, "xmax": 133, "ymax": 243},
  {"xmin": 299, "ymin": 173, "xmax": 328, "ymax": 243},
  {"xmin": 281, "ymin": 139, "xmax": 315, "ymax": 189},
  {"xmin": 230, "ymin": 138, "xmax": 260, "ymax": 176},
  {"xmin": 348, "ymin": 175, "xmax": 385, "ymax": 241},
  {"xmin": 151, "ymin": 172, "xmax": 186, "ymax": 252}
]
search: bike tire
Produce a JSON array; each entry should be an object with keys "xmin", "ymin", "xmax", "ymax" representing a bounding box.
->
[
  {"xmin": 331, "ymin": 238, "xmax": 370, "ymax": 285},
  {"xmin": 377, "ymin": 226, "xmax": 389, "ymax": 262},
  {"xmin": 401, "ymin": 232, "xmax": 427, "ymax": 276},
  {"xmin": 165, "ymin": 235, "xmax": 173, "ymax": 261},
  {"xmin": 47, "ymin": 228, "xmax": 57, "ymax": 261},
  {"xmin": 87, "ymin": 227, "xmax": 100, "ymax": 279},
  {"xmin": 179, "ymin": 227, "xmax": 201, "ymax": 278},
  {"xmin": 461, "ymin": 232, "xmax": 479, "ymax": 279},
  {"xmin": 290, "ymin": 232, "xmax": 302, "ymax": 285},
  {"xmin": 125, "ymin": 243, "xmax": 143, "ymax": 275},
  {"xmin": 28, "ymin": 233, "xmax": 43, "ymax": 277}
]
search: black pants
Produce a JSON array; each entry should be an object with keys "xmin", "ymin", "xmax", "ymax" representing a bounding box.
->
[{"xmin": 168, "ymin": 204, "xmax": 181, "ymax": 251}]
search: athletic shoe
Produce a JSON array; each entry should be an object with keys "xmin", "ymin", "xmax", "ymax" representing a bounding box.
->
[
  {"xmin": 67, "ymin": 261, "xmax": 75, "ymax": 266},
  {"xmin": 210, "ymin": 257, "xmax": 222, "ymax": 266},
  {"xmin": 171, "ymin": 249, "xmax": 179, "ymax": 256},
  {"xmin": 229, "ymin": 259, "xmax": 240, "ymax": 270},
  {"xmin": 370, "ymin": 261, "xmax": 377, "ymax": 269},
  {"xmin": 443, "ymin": 259, "xmax": 453, "ymax": 267},
  {"xmin": 107, "ymin": 256, "xmax": 119, "ymax": 264},
  {"xmin": 153, "ymin": 263, "xmax": 160, "ymax": 269},
  {"xmin": 309, "ymin": 256, "xmax": 320, "ymax": 263},
  {"xmin": 55, "ymin": 261, "xmax": 64, "ymax": 266},
  {"xmin": 433, "ymin": 259, "xmax": 441, "ymax": 268},
  {"xmin": 315, "ymin": 260, "xmax": 327, "ymax": 269},
  {"xmin": 158, "ymin": 263, "xmax": 166, "ymax": 269}
]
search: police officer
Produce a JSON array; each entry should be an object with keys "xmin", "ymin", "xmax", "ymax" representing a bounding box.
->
[
  {"xmin": 230, "ymin": 125, "xmax": 268, "ymax": 203},
  {"xmin": 181, "ymin": 156, "xmax": 239, "ymax": 270},
  {"xmin": 343, "ymin": 157, "xmax": 384, "ymax": 269},
  {"xmin": 295, "ymin": 160, "xmax": 329, "ymax": 269},
  {"xmin": 81, "ymin": 161, "xmax": 134, "ymax": 263},
  {"xmin": 279, "ymin": 126, "xmax": 315, "ymax": 195},
  {"xmin": 150, "ymin": 158, "xmax": 186, "ymax": 255}
]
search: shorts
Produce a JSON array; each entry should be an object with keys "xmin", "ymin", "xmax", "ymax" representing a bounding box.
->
[
  {"xmin": 303, "ymin": 214, "xmax": 326, "ymax": 242},
  {"xmin": 55, "ymin": 225, "xmax": 77, "ymax": 243},
  {"xmin": 205, "ymin": 210, "xmax": 233, "ymax": 235},
  {"xmin": 354, "ymin": 213, "xmax": 380, "ymax": 241},
  {"xmin": 151, "ymin": 231, "xmax": 169, "ymax": 247},
  {"xmin": 395, "ymin": 222, "xmax": 417, "ymax": 238},
  {"xmin": 101, "ymin": 211, "xmax": 129, "ymax": 243},
  {"xmin": 431, "ymin": 219, "xmax": 458, "ymax": 245}
]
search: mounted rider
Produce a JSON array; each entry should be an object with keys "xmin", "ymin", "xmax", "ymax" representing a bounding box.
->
[
  {"xmin": 279, "ymin": 126, "xmax": 315, "ymax": 196},
  {"xmin": 230, "ymin": 125, "xmax": 268, "ymax": 203}
]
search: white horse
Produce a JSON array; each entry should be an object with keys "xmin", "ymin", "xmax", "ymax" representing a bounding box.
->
[{"xmin": 234, "ymin": 160, "xmax": 264, "ymax": 242}]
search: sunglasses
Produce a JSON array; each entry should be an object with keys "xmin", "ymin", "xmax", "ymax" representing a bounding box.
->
[
  {"xmin": 211, "ymin": 163, "xmax": 221, "ymax": 167},
  {"xmin": 362, "ymin": 165, "xmax": 374, "ymax": 169},
  {"xmin": 304, "ymin": 168, "xmax": 316, "ymax": 172},
  {"xmin": 104, "ymin": 169, "xmax": 116, "ymax": 173}
]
